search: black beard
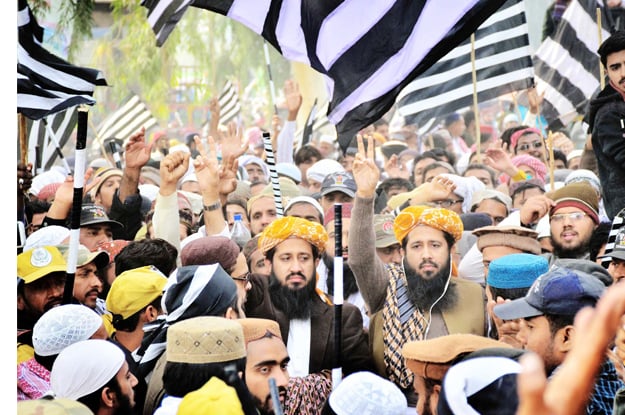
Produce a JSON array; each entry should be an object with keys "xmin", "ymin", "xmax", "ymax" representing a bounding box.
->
[
  {"xmin": 268, "ymin": 270, "xmax": 316, "ymax": 319},
  {"xmin": 551, "ymin": 236, "xmax": 590, "ymax": 259},
  {"xmin": 251, "ymin": 385, "xmax": 287, "ymax": 415},
  {"xmin": 404, "ymin": 257, "xmax": 457, "ymax": 312},
  {"xmin": 112, "ymin": 390, "xmax": 134, "ymax": 415},
  {"xmin": 323, "ymin": 253, "xmax": 359, "ymax": 299}
]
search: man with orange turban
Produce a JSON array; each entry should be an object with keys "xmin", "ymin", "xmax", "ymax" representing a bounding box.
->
[
  {"xmin": 348, "ymin": 135, "xmax": 487, "ymax": 409},
  {"xmin": 246, "ymin": 216, "xmax": 373, "ymax": 379}
]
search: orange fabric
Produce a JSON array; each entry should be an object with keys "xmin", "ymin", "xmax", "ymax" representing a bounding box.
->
[
  {"xmin": 393, "ymin": 205, "xmax": 463, "ymax": 244},
  {"xmin": 258, "ymin": 216, "xmax": 328, "ymax": 256}
]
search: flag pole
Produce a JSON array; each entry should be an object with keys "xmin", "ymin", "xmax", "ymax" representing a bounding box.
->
[
  {"xmin": 470, "ymin": 33, "xmax": 482, "ymax": 163},
  {"xmin": 42, "ymin": 119, "xmax": 72, "ymax": 174},
  {"xmin": 63, "ymin": 106, "xmax": 88, "ymax": 305},
  {"xmin": 19, "ymin": 113, "xmax": 28, "ymax": 165},
  {"xmin": 547, "ymin": 130, "xmax": 555, "ymax": 191},
  {"xmin": 332, "ymin": 203, "xmax": 343, "ymax": 390},
  {"xmin": 262, "ymin": 131, "xmax": 284, "ymax": 217},
  {"xmin": 263, "ymin": 40, "xmax": 279, "ymax": 115},
  {"xmin": 268, "ymin": 378, "xmax": 285, "ymax": 415},
  {"xmin": 597, "ymin": 8, "xmax": 605, "ymax": 90}
]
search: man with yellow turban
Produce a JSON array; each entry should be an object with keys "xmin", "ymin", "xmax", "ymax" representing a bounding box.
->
[
  {"xmin": 246, "ymin": 216, "xmax": 373, "ymax": 378},
  {"xmin": 348, "ymin": 136, "xmax": 487, "ymax": 409}
]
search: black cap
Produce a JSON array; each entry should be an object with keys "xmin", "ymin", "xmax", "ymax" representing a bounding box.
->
[{"xmin": 80, "ymin": 204, "xmax": 124, "ymax": 231}]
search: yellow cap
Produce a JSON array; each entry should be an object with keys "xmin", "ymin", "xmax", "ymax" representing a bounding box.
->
[
  {"xmin": 177, "ymin": 377, "xmax": 244, "ymax": 415},
  {"xmin": 105, "ymin": 266, "xmax": 167, "ymax": 320},
  {"xmin": 18, "ymin": 246, "xmax": 67, "ymax": 284}
]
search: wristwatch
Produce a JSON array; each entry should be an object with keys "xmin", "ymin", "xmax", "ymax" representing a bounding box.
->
[{"xmin": 203, "ymin": 200, "xmax": 222, "ymax": 212}]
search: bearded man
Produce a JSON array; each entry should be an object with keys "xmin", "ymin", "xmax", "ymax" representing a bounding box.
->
[
  {"xmin": 245, "ymin": 216, "xmax": 373, "ymax": 377},
  {"xmin": 348, "ymin": 135, "xmax": 487, "ymax": 407}
]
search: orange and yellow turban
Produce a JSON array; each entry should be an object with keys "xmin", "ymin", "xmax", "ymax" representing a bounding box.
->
[
  {"xmin": 393, "ymin": 205, "xmax": 463, "ymax": 244},
  {"xmin": 258, "ymin": 216, "xmax": 328, "ymax": 255}
]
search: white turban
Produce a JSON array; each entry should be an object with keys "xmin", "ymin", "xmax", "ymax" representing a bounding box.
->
[
  {"xmin": 23, "ymin": 225, "xmax": 70, "ymax": 252},
  {"xmin": 306, "ymin": 159, "xmax": 345, "ymax": 184},
  {"xmin": 440, "ymin": 174, "xmax": 486, "ymax": 214},
  {"xmin": 51, "ymin": 340, "xmax": 125, "ymax": 400},
  {"xmin": 33, "ymin": 305, "xmax": 103, "ymax": 357}
]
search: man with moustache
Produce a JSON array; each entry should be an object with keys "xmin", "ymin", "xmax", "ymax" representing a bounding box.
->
[
  {"xmin": 348, "ymin": 135, "xmax": 486, "ymax": 405},
  {"xmin": 519, "ymin": 181, "xmax": 600, "ymax": 264},
  {"xmin": 17, "ymin": 246, "xmax": 68, "ymax": 364},
  {"xmin": 245, "ymin": 216, "xmax": 373, "ymax": 378}
]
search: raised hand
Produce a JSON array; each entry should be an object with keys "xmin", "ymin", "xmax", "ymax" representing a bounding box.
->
[
  {"xmin": 484, "ymin": 140, "xmax": 516, "ymax": 175},
  {"xmin": 218, "ymin": 153, "xmax": 239, "ymax": 198},
  {"xmin": 353, "ymin": 134, "xmax": 379, "ymax": 198},
  {"xmin": 487, "ymin": 297, "xmax": 523, "ymax": 348},
  {"xmin": 384, "ymin": 154, "xmax": 410, "ymax": 180},
  {"xmin": 193, "ymin": 135, "xmax": 221, "ymax": 200},
  {"xmin": 124, "ymin": 127, "xmax": 151, "ymax": 170},
  {"xmin": 159, "ymin": 150, "xmax": 190, "ymax": 196},
  {"xmin": 208, "ymin": 97, "xmax": 221, "ymax": 141},
  {"xmin": 527, "ymin": 86, "xmax": 545, "ymax": 115},
  {"xmin": 519, "ymin": 194, "xmax": 554, "ymax": 227},
  {"xmin": 284, "ymin": 79, "xmax": 302, "ymax": 121},
  {"xmin": 220, "ymin": 121, "xmax": 248, "ymax": 159}
]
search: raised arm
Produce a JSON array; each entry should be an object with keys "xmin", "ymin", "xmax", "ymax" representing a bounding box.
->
[{"xmin": 348, "ymin": 134, "xmax": 390, "ymax": 314}]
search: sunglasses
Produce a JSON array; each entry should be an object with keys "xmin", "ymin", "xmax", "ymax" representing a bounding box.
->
[
  {"xmin": 430, "ymin": 199, "xmax": 463, "ymax": 208},
  {"xmin": 517, "ymin": 140, "xmax": 543, "ymax": 152}
]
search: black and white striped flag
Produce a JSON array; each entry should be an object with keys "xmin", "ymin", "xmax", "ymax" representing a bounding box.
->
[
  {"xmin": 17, "ymin": 0, "xmax": 107, "ymax": 120},
  {"xmin": 218, "ymin": 80, "xmax": 242, "ymax": 125},
  {"xmin": 97, "ymin": 94, "xmax": 158, "ymax": 142},
  {"xmin": 533, "ymin": 0, "xmax": 610, "ymax": 130},
  {"xmin": 141, "ymin": 0, "xmax": 507, "ymax": 153},
  {"xmin": 396, "ymin": 0, "xmax": 533, "ymax": 127},
  {"xmin": 27, "ymin": 107, "xmax": 77, "ymax": 173}
]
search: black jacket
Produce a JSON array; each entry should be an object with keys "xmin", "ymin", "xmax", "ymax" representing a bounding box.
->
[{"xmin": 588, "ymin": 83, "xmax": 625, "ymax": 220}]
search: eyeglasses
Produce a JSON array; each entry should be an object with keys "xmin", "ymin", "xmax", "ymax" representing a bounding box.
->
[
  {"xmin": 232, "ymin": 271, "xmax": 250, "ymax": 283},
  {"xmin": 517, "ymin": 141, "xmax": 543, "ymax": 152},
  {"xmin": 430, "ymin": 199, "xmax": 463, "ymax": 208},
  {"xmin": 550, "ymin": 212, "xmax": 588, "ymax": 223}
]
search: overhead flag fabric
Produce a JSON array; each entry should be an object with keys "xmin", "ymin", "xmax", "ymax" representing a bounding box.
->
[
  {"xmin": 27, "ymin": 107, "xmax": 77, "ymax": 173},
  {"xmin": 97, "ymin": 95, "xmax": 158, "ymax": 142},
  {"xmin": 141, "ymin": 0, "xmax": 507, "ymax": 153},
  {"xmin": 218, "ymin": 80, "xmax": 242, "ymax": 125},
  {"xmin": 533, "ymin": 0, "xmax": 610, "ymax": 130},
  {"xmin": 396, "ymin": 0, "xmax": 533, "ymax": 127},
  {"xmin": 17, "ymin": 0, "xmax": 107, "ymax": 120}
]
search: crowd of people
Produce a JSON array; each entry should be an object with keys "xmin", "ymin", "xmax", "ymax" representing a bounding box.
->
[{"xmin": 15, "ymin": 28, "xmax": 625, "ymax": 415}]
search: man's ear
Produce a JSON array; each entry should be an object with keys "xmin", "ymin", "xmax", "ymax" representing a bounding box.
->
[
  {"xmin": 101, "ymin": 386, "xmax": 116, "ymax": 408},
  {"xmin": 224, "ymin": 307, "xmax": 238, "ymax": 320},
  {"xmin": 314, "ymin": 257, "xmax": 320, "ymax": 268},
  {"xmin": 17, "ymin": 293, "xmax": 26, "ymax": 311},
  {"xmin": 557, "ymin": 325, "xmax": 575, "ymax": 353},
  {"xmin": 143, "ymin": 305, "xmax": 158, "ymax": 322}
]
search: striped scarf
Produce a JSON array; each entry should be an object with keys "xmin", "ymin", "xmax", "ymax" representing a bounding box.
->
[{"xmin": 382, "ymin": 264, "xmax": 427, "ymax": 389}]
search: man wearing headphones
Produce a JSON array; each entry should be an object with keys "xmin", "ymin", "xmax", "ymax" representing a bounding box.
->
[{"xmin": 348, "ymin": 135, "xmax": 487, "ymax": 407}]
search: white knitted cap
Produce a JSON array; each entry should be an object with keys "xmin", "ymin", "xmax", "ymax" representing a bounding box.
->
[
  {"xmin": 329, "ymin": 371, "xmax": 407, "ymax": 415},
  {"xmin": 33, "ymin": 304, "xmax": 103, "ymax": 357}
]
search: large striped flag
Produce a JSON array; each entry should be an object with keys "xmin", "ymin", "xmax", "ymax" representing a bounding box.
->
[
  {"xmin": 17, "ymin": 0, "xmax": 107, "ymax": 120},
  {"xmin": 396, "ymin": 0, "xmax": 533, "ymax": 127},
  {"xmin": 141, "ymin": 0, "xmax": 507, "ymax": 152},
  {"xmin": 27, "ymin": 107, "xmax": 77, "ymax": 173},
  {"xmin": 218, "ymin": 80, "xmax": 242, "ymax": 125},
  {"xmin": 533, "ymin": 0, "xmax": 610, "ymax": 130},
  {"xmin": 97, "ymin": 94, "xmax": 159, "ymax": 142}
]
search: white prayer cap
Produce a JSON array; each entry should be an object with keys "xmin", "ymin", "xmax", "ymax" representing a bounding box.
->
[
  {"xmin": 33, "ymin": 304, "xmax": 103, "ymax": 357},
  {"xmin": 24, "ymin": 226, "xmax": 70, "ymax": 252},
  {"xmin": 30, "ymin": 168, "xmax": 67, "ymax": 198},
  {"xmin": 139, "ymin": 183, "xmax": 160, "ymax": 203},
  {"xmin": 51, "ymin": 339, "xmax": 125, "ymax": 400},
  {"xmin": 285, "ymin": 196, "xmax": 324, "ymax": 220},
  {"xmin": 306, "ymin": 159, "xmax": 345, "ymax": 184},
  {"xmin": 440, "ymin": 174, "xmax": 486, "ymax": 214},
  {"xmin": 329, "ymin": 371, "xmax": 407, "ymax": 415}
]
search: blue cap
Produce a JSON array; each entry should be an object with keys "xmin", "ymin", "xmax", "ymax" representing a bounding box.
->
[
  {"xmin": 487, "ymin": 254, "xmax": 548, "ymax": 289},
  {"xmin": 493, "ymin": 267, "xmax": 605, "ymax": 320}
]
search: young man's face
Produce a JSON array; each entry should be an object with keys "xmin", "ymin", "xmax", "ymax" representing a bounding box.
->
[
  {"xmin": 94, "ymin": 175, "xmax": 122, "ymax": 212},
  {"xmin": 73, "ymin": 263, "xmax": 103, "ymax": 309},
  {"xmin": 285, "ymin": 202, "xmax": 322, "ymax": 224},
  {"xmin": 245, "ymin": 163, "xmax": 267, "ymax": 184},
  {"xmin": 550, "ymin": 207, "xmax": 596, "ymax": 257},
  {"xmin": 249, "ymin": 197, "xmax": 277, "ymax": 236},
  {"xmin": 245, "ymin": 336, "xmax": 290, "ymax": 414},
  {"xmin": 515, "ymin": 133, "xmax": 546, "ymax": 163},
  {"xmin": 606, "ymin": 49, "xmax": 625, "ymax": 95},
  {"xmin": 517, "ymin": 316, "xmax": 564, "ymax": 375},
  {"xmin": 80, "ymin": 225, "xmax": 113, "ymax": 252}
]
